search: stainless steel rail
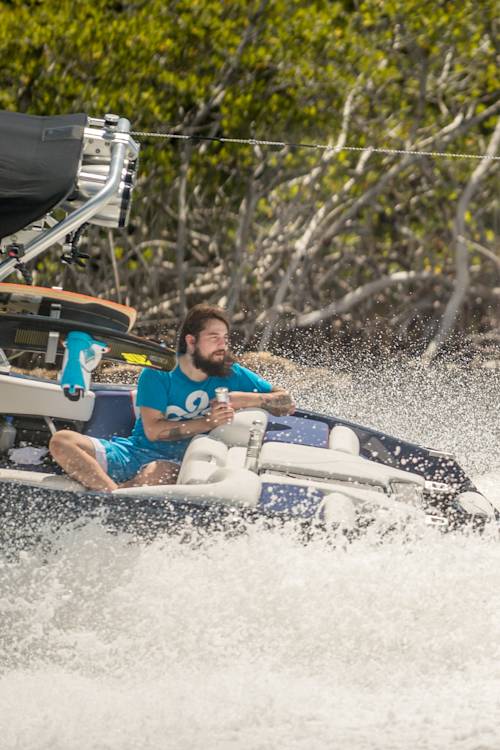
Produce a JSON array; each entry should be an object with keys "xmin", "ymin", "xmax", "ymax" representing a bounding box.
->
[{"xmin": 0, "ymin": 117, "xmax": 138, "ymax": 282}]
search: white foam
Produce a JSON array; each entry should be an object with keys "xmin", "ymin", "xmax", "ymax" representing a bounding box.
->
[{"xmin": 1, "ymin": 360, "xmax": 500, "ymax": 749}]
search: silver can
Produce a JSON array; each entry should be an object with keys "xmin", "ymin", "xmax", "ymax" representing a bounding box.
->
[{"xmin": 214, "ymin": 387, "xmax": 230, "ymax": 403}]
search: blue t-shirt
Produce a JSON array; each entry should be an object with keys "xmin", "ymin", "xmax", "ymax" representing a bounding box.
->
[{"xmin": 129, "ymin": 363, "xmax": 272, "ymax": 461}]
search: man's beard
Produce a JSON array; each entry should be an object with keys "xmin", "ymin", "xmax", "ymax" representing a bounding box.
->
[{"xmin": 192, "ymin": 345, "xmax": 234, "ymax": 377}]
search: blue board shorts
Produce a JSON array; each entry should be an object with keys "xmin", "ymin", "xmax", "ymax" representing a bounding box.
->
[{"xmin": 88, "ymin": 436, "xmax": 180, "ymax": 484}]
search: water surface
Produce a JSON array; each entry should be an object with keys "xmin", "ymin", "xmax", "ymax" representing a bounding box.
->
[{"xmin": 1, "ymin": 360, "xmax": 499, "ymax": 749}]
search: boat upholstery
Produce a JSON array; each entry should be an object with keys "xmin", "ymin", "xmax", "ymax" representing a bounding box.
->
[
  {"xmin": 263, "ymin": 415, "xmax": 329, "ymax": 447},
  {"xmin": 258, "ymin": 472, "xmax": 395, "ymax": 508},
  {"xmin": 0, "ymin": 382, "xmax": 425, "ymax": 514},
  {"xmin": 0, "ymin": 467, "xmax": 87, "ymax": 492},
  {"xmin": 0, "ymin": 372, "xmax": 95, "ymax": 421},
  {"xmin": 319, "ymin": 492, "xmax": 357, "ymax": 528},
  {"xmin": 209, "ymin": 409, "xmax": 269, "ymax": 446},
  {"xmin": 258, "ymin": 441, "xmax": 425, "ymax": 489},
  {"xmin": 82, "ymin": 389, "xmax": 138, "ymax": 438},
  {"xmin": 0, "ymin": 463, "xmax": 262, "ymax": 508},
  {"xmin": 113, "ymin": 466, "xmax": 262, "ymax": 507},
  {"xmin": 176, "ymin": 436, "xmax": 229, "ymax": 484},
  {"xmin": 259, "ymin": 481, "xmax": 324, "ymax": 517},
  {"xmin": 328, "ymin": 425, "xmax": 360, "ymax": 454},
  {"xmin": 0, "ymin": 374, "xmax": 141, "ymax": 434},
  {"xmin": 164, "ymin": 421, "xmax": 424, "ymax": 511}
]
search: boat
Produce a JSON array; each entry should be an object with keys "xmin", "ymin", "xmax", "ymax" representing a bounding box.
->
[{"xmin": 0, "ymin": 110, "xmax": 497, "ymax": 546}]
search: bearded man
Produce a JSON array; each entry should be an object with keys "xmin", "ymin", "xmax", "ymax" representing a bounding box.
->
[{"xmin": 49, "ymin": 304, "xmax": 294, "ymax": 492}]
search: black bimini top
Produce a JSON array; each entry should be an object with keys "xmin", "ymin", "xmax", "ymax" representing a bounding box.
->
[{"xmin": 0, "ymin": 110, "xmax": 87, "ymax": 239}]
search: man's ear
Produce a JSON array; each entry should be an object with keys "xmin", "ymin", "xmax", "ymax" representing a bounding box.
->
[{"xmin": 185, "ymin": 333, "xmax": 196, "ymax": 353}]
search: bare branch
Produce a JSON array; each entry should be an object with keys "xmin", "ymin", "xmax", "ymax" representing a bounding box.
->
[
  {"xmin": 257, "ymin": 88, "xmax": 364, "ymax": 349},
  {"xmin": 319, "ymin": 99, "xmax": 500, "ymax": 247},
  {"xmin": 257, "ymin": 100, "xmax": 500, "ymax": 349},
  {"xmin": 461, "ymin": 236, "xmax": 500, "ymax": 270},
  {"xmin": 175, "ymin": 141, "xmax": 192, "ymax": 318},
  {"xmin": 226, "ymin": 166, "xmax": 260, "ymax": 315},
  {"xmin": 296, "ymin": 271, "xmax": 434, "ymax": 327},
  {"xmin": 422, "ymin": 115, "xmax": 500, "ymax": 363}
]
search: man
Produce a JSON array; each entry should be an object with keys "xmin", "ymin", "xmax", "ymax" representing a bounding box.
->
[{"xmin": 49, "ymin": 304, "xmax": 295, "ymax": 492}]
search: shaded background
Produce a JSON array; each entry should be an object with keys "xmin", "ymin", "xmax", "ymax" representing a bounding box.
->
[{"xmin": 1, "ymin": 0, "xmax": 499, "ymax": 361}]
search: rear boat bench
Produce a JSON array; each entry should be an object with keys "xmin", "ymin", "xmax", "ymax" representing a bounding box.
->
[{"xmin": 1, "ymin": 372, "xmax": 472, "ymax": 527}]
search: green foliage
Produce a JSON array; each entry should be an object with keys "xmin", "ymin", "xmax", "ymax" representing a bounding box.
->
[{"xmin": 0, "ymin": 0, "xmax": 498, "ymax": 354}]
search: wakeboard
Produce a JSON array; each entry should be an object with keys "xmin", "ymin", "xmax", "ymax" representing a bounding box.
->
[
  {"xmin": 0, "ymin": 283, "xmax": 136, "ymax": 333},
  {"xmin": 0, "ymin": 312, "xmax": 175, "ymax": 371}
]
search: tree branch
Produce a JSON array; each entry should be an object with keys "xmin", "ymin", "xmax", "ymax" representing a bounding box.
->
[
  {"xmin": 257, "ymin": 87, "xmax": 363, "ymax": 349},
  {"xmin": 422, "ymin": 115, "xmax": 500, "ymax": 363},
  {"xmin": 175, "ymin": 140, "xmax": 192, "ymax": 319},
  {"xmin": 319, "ymin": 98, "xmax": 500, "ymax": 247},
  {"xmin": 296, "ymin": 271, "xmax": 434, "ymax": 327},
  {"xmin": 461, "ymin": 235, "xmax": 500, "ymax": 270},
  {"xmin": 226, "ymin": 161, "xmax": 261, "ymax": 315}
]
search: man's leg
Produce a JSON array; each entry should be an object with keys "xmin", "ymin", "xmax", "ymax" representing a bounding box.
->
[
  {"xmin": 118, "ymin": 460, "xmax": 179, "ymax": 488},
  {"xmin": 49, "ymin": 430, "xmax": 118, "ymax": 492}
]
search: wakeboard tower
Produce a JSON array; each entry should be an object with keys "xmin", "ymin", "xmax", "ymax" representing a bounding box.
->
[{"xmin": 0, "ymin": 109, "xmax": 497, "ymax": 548}]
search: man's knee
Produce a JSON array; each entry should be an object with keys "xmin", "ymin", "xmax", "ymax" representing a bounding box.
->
[
  {"xmin": 49, "ymin": 430, "xmax": 92, "ymax": 459},
  {"xmin": 140, "ymin": 460, "xmax": 179, "ymax": 485}
]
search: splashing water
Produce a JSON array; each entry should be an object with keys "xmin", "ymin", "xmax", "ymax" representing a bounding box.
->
[{"xmin": 0, "ymin": 360, "xmax": 499, "ymax": 750}]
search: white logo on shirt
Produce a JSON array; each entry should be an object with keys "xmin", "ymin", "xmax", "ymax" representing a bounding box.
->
[{"xmin": 165, "ymin": 390, "xmax": 210, "ymax": 420}]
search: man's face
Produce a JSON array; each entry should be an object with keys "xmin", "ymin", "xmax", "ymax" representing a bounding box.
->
[{"xmin": 188, "ymin": 319, "xmax": 232, "ymax": 376}]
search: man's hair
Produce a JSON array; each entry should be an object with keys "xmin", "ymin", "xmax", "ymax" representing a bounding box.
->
[{"xmin": 177, "ymin": 304, "xmax": 230, "ymax": 354}]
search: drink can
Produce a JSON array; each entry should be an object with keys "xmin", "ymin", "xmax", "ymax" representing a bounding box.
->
[{"xmin": 215, "ymin": 387, "xmax": 230, "ymax": 403}]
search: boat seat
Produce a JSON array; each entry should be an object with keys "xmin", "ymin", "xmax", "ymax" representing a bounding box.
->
[
  {"xmin": 258, "ymin": 442, "xmax": 425, "ymax": 490},
  {"xmin": 113, "ymin": 466, "xmax": 262, "ymax": 507},
  {"xmin": 226, "ymin": 446, "xmax": 247, "ymax": 468},
  {"xmin": 0, "ymin": 467, "xmax": 87, "ymax": 492},
  {"xmin": 264, "ymin": 415, "xmax": 329, "ymax": 448},
  {"xmin": 0, "ymin": 372, "xmax": 95, "ymax": 421},
  {"xmin": 328, "ymin": 425, "xmax": 360, "ymax": 455},
  {"xmin": 209, "ymin": 409, "xmax": 269, "ymax": 447},
  {"xmin": 82, "ymin": 389, "xmax": 138, "ymax": 438},
  {"xmin": 176, "ymin": 436, "xmax": 228, "ymax": 484},
  {"xmin": 0, "ymin": 374, "xmax": 139, "ymax": 440}
]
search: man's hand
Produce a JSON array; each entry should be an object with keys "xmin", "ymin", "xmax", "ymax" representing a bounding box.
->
[
  {"xmin": 206, "ymin": 401, "xmax": 235, "ymax": 428},
  {"xmin": 260, "ymin": 391, "xmax": 295, "ymax": 416}
]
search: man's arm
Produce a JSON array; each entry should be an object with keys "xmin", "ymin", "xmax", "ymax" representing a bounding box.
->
[
  {"xmin": 227, "ymin": 387, "xmax": 295, "ymax": 416},
  {"xmin": 140, "ymin": 402, "xmax": 234, "ymax": 442}
]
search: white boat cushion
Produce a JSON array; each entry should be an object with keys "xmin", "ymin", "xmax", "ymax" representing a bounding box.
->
[
  {"xmin": 209, "ymin": 408, "xmax": 268, "ymax": 447},
  {"xmin": 114, "ymin": 467, "xmax": 261, "ymax": 507},
  {"xmin": 177, "ymin": 459, "xmax": 219, "ymax": 485},
  {"xmin": 226, "ymin": 446, "xmax": 247, "ymax": 468},
  {"xmin": 0, "ymin": 372, "xmax": 95, "ymax": 421},
  {"xmin": 328, "ymin": 425, "xmax": 360, "ymax": 455},
  {"xmin": 319, "ymin": 492, "xmax": 357, "ymax": 529},
  {"xmin": 0, "ymin": 467, "xmax": 87, "ymax": 492},
  {"xmin": 0, "ymin": 465, "xmax": 261, "ymax": 508},
  {"xmin": 259, "ymin": 442, "xmax": 425, "ymax": 490},
  {"xmin": 176, "ymin": 436, "xmax": 228, "ymax": 485}
]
